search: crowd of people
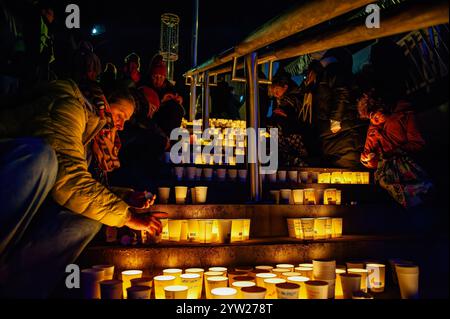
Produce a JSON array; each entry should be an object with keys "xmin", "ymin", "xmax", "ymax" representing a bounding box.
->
[{"xmin": 0, "ymin": 1, "xmax": 433, "ymax": 298}]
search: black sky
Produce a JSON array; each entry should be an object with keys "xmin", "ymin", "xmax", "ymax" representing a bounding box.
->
[{"xmin": 54, "ymin": 0, "xmax": 302, "ymax": 80}]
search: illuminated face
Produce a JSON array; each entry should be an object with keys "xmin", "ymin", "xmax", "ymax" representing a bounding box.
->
[
  {"xmin": 369, "ymin": 111, "xmax": 386, "ymax": 126},
  {"xmin": 110, "ymin": 99, "xmax": 134, "ymax": 131},
  {"xmin": 272, "ymin": 85, "xmax": 288, "ymax": 99},
  {"xmin": 151, "ymin": 74, "xmax": 166, "ymax": 89}
]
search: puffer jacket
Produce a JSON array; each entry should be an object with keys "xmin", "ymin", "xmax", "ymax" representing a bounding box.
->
[{"xmin": 0, "ymin": 79, "xmax": 131, "ymax": 227}]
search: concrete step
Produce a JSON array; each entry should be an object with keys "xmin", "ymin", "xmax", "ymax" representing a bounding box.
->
[{"xmin": 143, "ymin": 203, "xmax": 429, "ymax": 237}]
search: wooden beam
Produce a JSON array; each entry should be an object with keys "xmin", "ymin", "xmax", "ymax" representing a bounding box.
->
[{"xmin": 266, "ymin": 0, "xmax": 449, "ymax": 61}]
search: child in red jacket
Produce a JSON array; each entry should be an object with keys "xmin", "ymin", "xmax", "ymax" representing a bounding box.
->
[{"xmin": 361, "ymin": 100, "xmax": 432, "ymax": 208}]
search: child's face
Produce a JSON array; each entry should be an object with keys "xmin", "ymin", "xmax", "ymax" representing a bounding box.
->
[{"xmin": 369, "ymin": 111, "xmax": 386, "ymax": 125}]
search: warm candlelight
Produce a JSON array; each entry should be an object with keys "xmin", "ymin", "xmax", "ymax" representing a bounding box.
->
[
  {"xmin": 264, "ymin": 278, "xmax": 286, "ymax": 299},
  {"xmin": 121, "ymin": 270, "xmax": 143, "ymax": 299},
  {"xmin": 256, "ymin": 273, "xmax": 277, "ymax": 287},
  {"xmin": 211, "ymin": 287, "xmax": 238, "ymax": 299},
  {"xmin": 163, "ymin": 269, "xmax": 183, "ymax": 284},
  {"xmin": 286, "ymin": 276, "xmax": 310, "ymax": 299},
  {"xmin": 332, "ymin": 218, "xmax": 343, "ymax": 238},
  {"xmin": 154, "ymin": 275, "xmax": 176, "ymax": 299}
]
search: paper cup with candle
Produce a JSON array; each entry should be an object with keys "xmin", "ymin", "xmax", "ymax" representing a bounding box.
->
[
  {"xmin": 228, "ymin": 169, "xmax": 238, "ymax": 181},
  {"xmin": 256, "ymin": 273, "xmax": 277, "ymax": 287},
  {"xmin": 348, "ymin": 268, "xmax": 369, "ymax": 293},
  {"xmin": 206, "ymin": 276, "xmax": 228, "ymax": 299},
  {"xmin": 287, "ymin": 276, "xmax": 309, "ymax": 299},
  {"xmin": 232, "ymin": 281, "xmax": 256, "ymax": 299},
  {"xmin": 99, "ymin": 280, "xmax": 123, "ymax": 299},
  {"xmin": 154, "ymin": 275, "xmax": 176, "ymax": 299},
  {"xmin": 277, "ymin": 170, "xmax": 287, "ymax": 183},
  {"xmin": 332, "ymin": 218, "xmax": 343, "ymax": 238},
  {"xmin": 314, "ymin": 218, "xmax": 328, "ymax": 240},
  {"xmin": 305, "ymin": 280, "xmax": 329, "ymax": 299},
  {"xmin": 281, "ymin": 272, "xmax": 301, "ymax": 280},
  {"xmin": 121, "ymin": 270, "xmax": 142, "ymax": 299},
  {"xmin": 269, "ymin": 190, "xmax": 280, "ymax": 204},
  {"xmin": 241, "ymin": 286, "xmax": 267, "ymax": 299},
  {"xmin": 395, "ymin": 264, "xmax": 419, "ymax": 299},
  {"xmin": 276, "ymin": 264, "xmax": 295, "ymax": 272},
  {"xmin": 187, "ymin": 219, "xmax": 199, "ymax": 242},
  {"xmin": 335, "ymin": 269, "xmax": 346, "ymax": 299},
  {"xmin": 293, "ymin": 190, "xmax": 304, "ymax": 205},
  {"xmin": 228, "ymin": 271, "xmax": 248, "ymax": 286},
  {"xmin": 81, "ymin": 268, "xmax": 105, "ymax": 299},
  {"xmin": 186, "ymin": 166, "xmax": 196, "ymax": 181},
  {"xmin": 163, "ymin": 269, "xmax": 183, "ymax": 284},
  {"xmin": 174, "ymin": 167, "xmax": 184, "ymax": 181},
  {"xmin": 242, "ymin": 219, "xmax": 251, "ymax": 240},
  {"xmin": 280, "ymin": 189, "xmax": 292, "ymax": 204},
  {"xmin": 168, "ymin": 220, "xmax": 182, "ymax": 242},
  {"xmin": 164, "ymin": 285, "xmax": 189, "ymax": 299},
  {"xmin": 211, "ymin": 287, "xmax": 238, "ymax": 299},
  {"xmin": 158, "ymin": 187, "xmax": 171, "ymax": 204},
  {"xmin": 131, "ymin": 277, "xmax": 153, "ymax": 290},
  {"xmin": 216, "ymin": 168, "xmax": 226, "ymax": 181},
  {"xmin": 203, "ymin": 168, "xmax": 213, "ymax": 181},
  {"xmin": 318, "ymin": 173, "xmax": 331, "ymax": 184},
  {"xmin": 175, "ymin": 186, "xmax": 188, "ymax": 204},
  {"xmin": 127, "ymin": 286, "xmax": 151, "ymax": 299},
  {"xmin": 180, "ymin": 273, "xmax": 202, "ymax": 299},
  {"xmin": 366, "ymin": 264, "xmax": 386, "ymax": 293},
  {"xmin": 93, "ymin": 265, "xmax": 114, "ymax": 280},
  {"xmin": 300, "ymin": 218, "xmax": 315, "ymax": 240},
  {"xmin": 295, "ymin": 267, "xmax": 313, "ymax": 279},
  {"xmin": 194, "ymin": 186, "xmax": 208, "ymax": 204},
  {"xmin": 303, "ymin": 189, "xmax": 316, "ymax": 205},
  {"xmin": 288, "ymin": 171, "xmax": 298, "ymax": 182},
  {"xmin": 216, "ymin": 219, "xmax": 232, "ymax": 243},
  {"xmin": 198, "ymin": 219, "xmax": 214, "ymax": 243},
  {"xmin": 313, "ymin": 259, "xmax": 336, "ymax": 281},
  {"xmin": 340, "ymin": 273, "xmax": 362, "ymax": 299},
  {"xmin": 276, "ymin": 282, "xmax": 300, "ymax": 299},
  {"xmin": 324, "ymin": 189, "xmax": 337, "ymax": 205},
  {"xmin": 264, "ymin": 278, "xmax": 286, "ymax": 299},
  {"xmin": 238, "ymin": 169, "xmax": 248, "ymax": 182},
  {"xmin": 331, "ymin": 172, "xmax": 342, "ymax": 184},
  {"xmin": 230, "ymin": 219, "xmax": 244, "ymax": 243},
  {"xmin": 299, "ymin": 171, "xmax": 308, "ymax": 184}
]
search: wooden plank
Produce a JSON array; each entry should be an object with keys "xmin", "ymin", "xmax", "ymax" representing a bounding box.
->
[{"xmin": 266, "ymin": 1, "xmax": 449, "ymax": 60}]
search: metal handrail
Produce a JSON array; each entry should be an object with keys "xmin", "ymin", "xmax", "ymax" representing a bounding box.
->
[{"xmin": 185, "ymin": 0, "xmax": 375, "ymax": 77}]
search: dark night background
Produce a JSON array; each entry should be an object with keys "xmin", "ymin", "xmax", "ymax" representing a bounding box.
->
[{"xmin": 48, "ymin": 0, "xmax": 301, "ymax": 93}]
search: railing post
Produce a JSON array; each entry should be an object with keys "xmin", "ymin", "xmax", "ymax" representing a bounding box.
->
[
  {"xmin": 245, "ymin": 52, "xmax": 262, "ymax": 202},
  {"xmin": 202, "ymin": 72, "xmax": 210, "ymax": 130},
  {"xmin": 189, "ymin": 75, "xmax": 197, "ymax": 121}
]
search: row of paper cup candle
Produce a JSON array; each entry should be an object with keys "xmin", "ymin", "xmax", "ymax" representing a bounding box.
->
[
  {"xmin": 146, "ymin": 219, "xmax": 251, "ymax": 243},
  {"xmin": 287, "ymin": 217, "xmax": 343, "ymax": 240},
  {"xmin": 172, "ymin": 167, "xmax": 248, "ymax": 181},
  {"xmin": 270, "ymin": 188, "xmax": 342, "ymax": 205},
  {"xmin": 158, "ymin": 186, "xmax": 208, "ymax": 204},
  {"xmin": 318, "ymin": 171, "xmax": 370, "ymax": 184},
  {"xmin": 82, "ymin": 261, "xmax": 403, "ymax": 299}
]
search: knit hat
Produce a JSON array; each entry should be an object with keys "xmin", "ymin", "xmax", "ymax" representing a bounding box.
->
[{"xmin": 149, "ymin": 54, "xmax": 167, "ymax": 77}]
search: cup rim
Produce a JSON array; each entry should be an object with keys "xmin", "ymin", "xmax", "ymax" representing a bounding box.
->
[{"xmin": 276, "ymin": 282, "xmax": 300, "ymax": 290}]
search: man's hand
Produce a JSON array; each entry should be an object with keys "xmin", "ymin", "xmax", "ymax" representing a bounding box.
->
[
  {"xmin": 126, "ymin": 191, "xmax": 156, "ymax": 209},
  {"xmin": 125, "ymin": 212, "xmax": 168, "ymax": 236}
]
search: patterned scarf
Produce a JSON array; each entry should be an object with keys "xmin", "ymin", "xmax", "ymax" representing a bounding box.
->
[{"xmin": 80, "ymin": 81, "xmax": 121, "ymax": 185}]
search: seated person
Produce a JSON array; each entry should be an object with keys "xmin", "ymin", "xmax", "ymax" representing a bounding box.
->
[{"xmin": 0, "ymin": 79, "xmax": 166, "ymax": 298}]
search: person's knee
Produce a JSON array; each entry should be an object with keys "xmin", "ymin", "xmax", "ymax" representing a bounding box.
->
[{"xmin": 27, "ymin": 139, "xmax": 58, "ymax": 184}]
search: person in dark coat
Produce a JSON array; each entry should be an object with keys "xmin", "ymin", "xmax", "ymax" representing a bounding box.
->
[
  {"xmin": 303, "ymin": 48, "xmax": 366, "ymax": 169},
  {"xmin": 267, "ymin": 71, "xmax": 309, "ymax": 167}
]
